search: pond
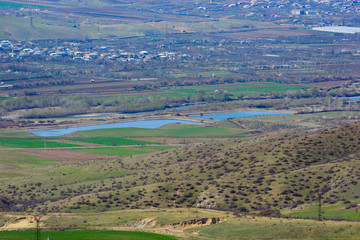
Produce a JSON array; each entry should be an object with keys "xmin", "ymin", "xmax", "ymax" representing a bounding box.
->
[
  {"xmin": 30, "ymin": 119, "xmax": 202, "ymax": 137},
  {"xmin": 30, "ymin": 111, "xmax": 292, "ymax": 137},
  {"xmin": 192, "ymin": 111, "xmax": 293, "ymax": 120}
]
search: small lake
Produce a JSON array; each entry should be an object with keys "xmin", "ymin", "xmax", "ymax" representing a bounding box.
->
[
  {"xmin": 350, "ymin": 96, "xmax": 360, "ymax": 100},
  {"xmin": 30, "ymin": 111, "xmax": 292, "ymax": 137},
  {"xmin": 30, "ymin": 120, "xmax": 202, "ymax": 137},
  {"xmin": 192, "ymin": 111, "xmax": 293, "ymax": 120}
]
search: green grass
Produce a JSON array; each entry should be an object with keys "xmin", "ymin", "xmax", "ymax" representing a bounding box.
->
[
  {"xmin": 283, "ymin": 202, "xmax": 360, "ymax": 221},
  {"xmin": 0, "ymin": 230, "xmax": 177, "ymax": 240},
  {"xmin": 0, "ymin": 138, "xmax": 81, "ymax": 148},
  {"xmin": 66, "ymin": 138, "xmax": 152, "ymax": 146},
  {"xmin": 162, "ymin": 82, "xmax": 306, "ymax": 97},
  {"xmin": 0, "ymin": 153, "xmax": 58, "ymax": 167},
  {"xmin": 71, "ymin": 147, "xmax": 152, "ymax": 156},
  {"xmin": 91, "ymin": 82, "xmax": 306, "ymax": 102},
  {"xmin": 185, "ymin": 216, "xmax": 360, "ymax": 240},
  {"xmin": 0, "ymin": 131, "xmax": 33, "ymax": 138},
  {"xmin": 76, "ymin": 126, "xmax": 249, "ymax": 138},
  {"xmin": 3, "ymin": 210, "xmax": 360, "ymax": 240}
]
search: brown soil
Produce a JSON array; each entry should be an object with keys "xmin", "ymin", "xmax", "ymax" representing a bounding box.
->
[
  {"xmin": 168, "ymin": 217, "xmax": 226, "ymax": 229},
  {"xmin": 2, "ymin": 149, "xmax": 117, "ymax": 162},
  {"xmin": 127, "ymin": 217, "xmax": 157, "ymax": 228},
  {"xmin": 302, "ymin": 80, "xmax": 350, "ymax": 89},
  {"xmin": 1, "ymin": 216, "xmax": 48, "ymax": 230}
]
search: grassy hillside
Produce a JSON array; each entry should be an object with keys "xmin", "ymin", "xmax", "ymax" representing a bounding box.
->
[
  {"xmin": 1, "ymin": 121, "xmax": 360, "ymax": 221},
  {"xmin": 1, "ymin": 120, "xmax": 360, "ymax": 239},
  {"xmin": 2, "ymin": 209, "xmax": 360, "ymax": 239}
]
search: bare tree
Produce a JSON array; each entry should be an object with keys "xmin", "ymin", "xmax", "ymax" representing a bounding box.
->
[{"xmin": 34, "ymin": 215, "xmax": 41, "ymax": 240}]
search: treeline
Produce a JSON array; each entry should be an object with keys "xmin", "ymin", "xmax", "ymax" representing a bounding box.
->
[
  {"xmin": 267, "ymin": 86, "xmax": 357, "ymax": 99},
  {"xmin": 2, "ymin": 84, "xmax": 238, "ymax": 117},
  {"xmin": 3, "ymin": 94, "xmax": 100, "ymax": 112},
  {"xmin": 10, "ymin": 94, "xmax": 190, "ymax": 118},
  {"xmin": 2, "ymin": 84, "xmax": 359, "ymax": 118},
  {"xmin": 186, "ymin": 96, "xmax": 358, "ymax": 112}
]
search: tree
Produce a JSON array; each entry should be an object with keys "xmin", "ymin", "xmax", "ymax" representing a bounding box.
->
[{"xmin": 195, "ymin": 90, "xmax": 206, "ymax": 101}]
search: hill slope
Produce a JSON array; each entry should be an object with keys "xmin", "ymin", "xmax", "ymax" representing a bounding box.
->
[{"xmin": 1, "ymin": 122, "xmax": 360, "ymax": 220}]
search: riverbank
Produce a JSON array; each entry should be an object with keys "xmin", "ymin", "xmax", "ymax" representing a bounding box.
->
[{"xmin": 0, "ymin": 108, "xmax": 296, "ymax": 136}]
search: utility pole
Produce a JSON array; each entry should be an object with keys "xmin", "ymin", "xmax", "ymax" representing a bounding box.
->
[
  {"xmin": 34, "ymin": 216, "xmax": 41, "ymax": 240},
  {"xmin": 317, "ymin": 192, "xmax": 322, "ymax": 221}
]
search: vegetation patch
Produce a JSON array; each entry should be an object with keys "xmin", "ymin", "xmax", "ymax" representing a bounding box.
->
[
  {"xmin": 71, "ymin": 147, "xmax": 152, "ymax": 156},
  {"xmin": 283, "ymin": 202, "xmax": 360, "ymax": 221},
  {"xmin": 133, "ymin": 145, "xmax": 177, "ymax": 150},
  {"xmin": 163, "ymin": 82, "xmax": 306, "ymax": 97},
  {"xmin": 0, "ymin": 230, "xmax": 177, "ymax": 240},
  {"xmin": 0, "ymin": 153, "xmax": 57, "ymax": 167},
  {"xmin": 66, "ymin": 137, "xmax": 152, "ymax": 146},
  {"xmin": 77, "ymin": 126, "xmax": 249, "ymax": 138},
  {"xmin": 0, "ymin": 138, "xmax": 81, "ymax": 148}
]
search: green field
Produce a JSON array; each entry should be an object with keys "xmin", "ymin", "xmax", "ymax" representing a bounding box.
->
[
  {"xmin": 66, "ymin": 138, "xmax": 152, "ymax": 146},
  {"xmin": 0, "ymin": 153, "xmax": 57, "ymax": 167},
  {"xmin": 0, "ymin": 230, "xmax": 177, "ymax": 240},
  {"xmin": 71, "ymin": 147, "xmax": 152, "ymax": 156},
  {"xmin": 163, "ymin": 82, "xmax": 306, "ymax": 97},
  {"xmin": 283, "ymin": 202, "xmax": 360, "ymax": 221},
  {"xmin": 0, "ymin": 138, "xmax": 81, "ymax": 148},
  {"xmin": 75, "ymin": 126, "xmax": 248, "ymax": 138},
  {"xmin": 95, "ymin": 82, "xmax": 307, "ymax": 102},
  {"xmin": 2, "ymin": 209, "xmax": 360, "ymax": 240},
  {"xmin": 184, "ymin": 216, "xmax": 360, "ymax": 240}
]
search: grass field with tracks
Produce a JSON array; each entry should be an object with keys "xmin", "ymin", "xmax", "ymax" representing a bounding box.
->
[
  {"xmin": 0, "ymin": 138, "xmax": 81, "ymax": 148},
  {"xmin": 65, "ymin": 137, "xmax": 152, "ymax": 146},
  {"xmin": 0, "ymin": 230, "xmax": 177, "ymax": 240}
]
